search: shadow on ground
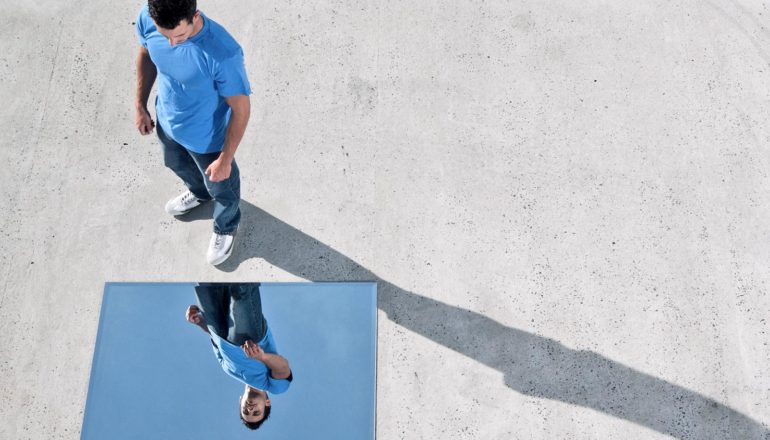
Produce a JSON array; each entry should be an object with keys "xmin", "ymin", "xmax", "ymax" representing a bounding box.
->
[{"xmin": 194, "ymin": 200, "xmax": 768, "ymax": 439}]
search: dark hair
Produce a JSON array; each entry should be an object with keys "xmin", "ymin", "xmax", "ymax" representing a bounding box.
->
[
  {"xmin": 240, "ymin": 398, "xmax": 271, "ymax": 430},
  {"xmin": 148, "ymin": 0, "xmax": 197, "ymax": 29}
]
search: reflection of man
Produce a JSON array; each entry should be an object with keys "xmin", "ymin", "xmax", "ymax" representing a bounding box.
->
[
  {"xmin": 186, "ymin": 283, "xmax": 292, "ymax": 430},
  {"xmin": 134, "ymin": 0, "xmax": 251, "ymax": 265}
]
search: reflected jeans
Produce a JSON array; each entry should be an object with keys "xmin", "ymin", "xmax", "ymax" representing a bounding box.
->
[
  {"xmin": 194, "ymin": 283, "xmax": 267, "ymax": 345},
  {"xmin": 156, "ymin": 123, "xmax": 241, "ymax": 235}
]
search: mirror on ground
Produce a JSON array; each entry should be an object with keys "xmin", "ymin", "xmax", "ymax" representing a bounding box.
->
[{"xmin": 81, "ymin": 282, "xmax": 377, "ymax": 440}]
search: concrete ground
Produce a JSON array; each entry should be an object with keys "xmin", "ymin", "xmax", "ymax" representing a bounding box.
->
[{"xmin": 1, "ymin": 0, "xmax": 769, "ymax": 438}]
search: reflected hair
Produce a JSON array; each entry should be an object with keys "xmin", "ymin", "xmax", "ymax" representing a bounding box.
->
[
  {"xmin": 148, "ymin": 0, "xmax": 197, "ymax": 29},
  {"xmin": 241, "ymin": 396, "xmax": 271, "ymax": 430}
]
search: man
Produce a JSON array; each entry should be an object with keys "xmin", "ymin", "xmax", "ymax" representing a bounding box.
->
[
  {"xmin": 186, "ymin": 283, "xmax": 293, "ymax": 430},
  {"xmin": 134, "ymin": 0, "xmax": 251, "ymax": 265}
]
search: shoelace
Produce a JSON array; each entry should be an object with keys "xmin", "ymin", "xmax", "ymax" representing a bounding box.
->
[
  {"xmin": 181, "ymin": 192, "xmax": 196, "ymax": 205},
  {"xmin": 214, "ymin": 234, "xmax": 225, "ymax": 248}
]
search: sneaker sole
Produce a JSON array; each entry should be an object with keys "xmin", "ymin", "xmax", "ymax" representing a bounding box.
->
[
  {"xmin": 208, "ymin": 239, "xmax": 235, "ymax": 266},
  {"xmin": 167, "ymin": 207, "xmax": 195, "ymax": 216}
]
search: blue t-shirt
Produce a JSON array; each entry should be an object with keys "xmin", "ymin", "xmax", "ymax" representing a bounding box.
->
[
  {"xmin": 209, "ymin": 326, "xmax": 292, "ymax": 394},
  {"xmin": 135, "ymin": 6, "xmax": 251, "ymax": 153}
]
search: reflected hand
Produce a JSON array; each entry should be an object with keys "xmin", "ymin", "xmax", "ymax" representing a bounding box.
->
[
  {"xmin": 204, "ymin": 156, "xmax": 232, "ymax": 182},
  {"xmin": 185, "ymin": 305, "xmax": 206, "ymax": 326},
  {"xmin": 241, "ymin": 339, "xmax": 265, "ymax": 361}
]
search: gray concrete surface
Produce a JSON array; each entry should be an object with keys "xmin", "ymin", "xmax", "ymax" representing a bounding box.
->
[{"xmin": 1, "ymin": 0, "xmax": 769, "ymax": 438}]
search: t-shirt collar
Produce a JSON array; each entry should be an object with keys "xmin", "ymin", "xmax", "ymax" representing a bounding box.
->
[{"xmin": 187, "ymin": 11, "xmax": 209, "ymax": 44}]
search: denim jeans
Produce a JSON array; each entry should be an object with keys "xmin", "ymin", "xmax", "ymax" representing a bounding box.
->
[
  {"xmin": 156, "ymin": 123, "xmax": 241, "ymax": 235},
  {"xmin": 194, "ymin": 283, "xmax": 267, "ymax": 345}
]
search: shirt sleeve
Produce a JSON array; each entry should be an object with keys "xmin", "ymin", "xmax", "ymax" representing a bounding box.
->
[
  {"xmin": 241, "ymin": 360, "xmax": 292, "ymax": 394},
  {"xmin": 135, "ymin": 8, "xmax": 148, "ymax": 48},
  {"xmin": 259, "ymin": 328, "xmax": 278, "ymax": 354},
  {"xmin": 213, "ymin": 49, "xmax": 252, "ymax": 97},
  {"xmin": 265, "ymin": 374, "xmax": 292, "ymax": 394}
]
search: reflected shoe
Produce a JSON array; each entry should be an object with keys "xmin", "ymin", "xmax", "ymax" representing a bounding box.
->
[
  {"xmin": 165, "ymin": 190, "xmax": 203, "ymax": 216},
  {"xmin": 207, "ymin": 232, "xmax": 235, "ymax": 265}
]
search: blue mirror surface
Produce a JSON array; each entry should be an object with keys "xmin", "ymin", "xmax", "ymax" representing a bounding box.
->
[{"xmin": 81, "ymin": 282, "xmax": 377, "ymax": 440}]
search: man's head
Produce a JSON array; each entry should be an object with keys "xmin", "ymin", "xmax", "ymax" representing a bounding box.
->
[
  {"xmin": 148, "ymin": 0, "xmax": 200, "ymax": 45},
  {"xmin": 240, "ymin": 386, "xmax": 271, "ymax": 430}
]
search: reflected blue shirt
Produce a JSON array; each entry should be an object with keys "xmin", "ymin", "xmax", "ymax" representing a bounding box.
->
[
  {"xmin": 135, "ymin": 6, "xmax": 251, "ymax": 153},
  {"xmin": 209, "ymin": 327, "xmax": 292, "ymax": 394}
]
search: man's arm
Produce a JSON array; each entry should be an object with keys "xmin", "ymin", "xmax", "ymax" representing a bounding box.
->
[
  {"xmin": 135, "ymin": 46, "xmax": 157, "ymax": 135},
  {"xmin": 261, "ymin": 352, "xmax": 292, "ymax": 379},
  {"xmin": 205, "ymin": 94, "xmax": 250, "ymax": 182},
  {"xmin": 242, "ymin": 340, "xmax": 291, "ymax": 379}
]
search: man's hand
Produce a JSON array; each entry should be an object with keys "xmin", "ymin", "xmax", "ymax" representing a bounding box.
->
[
  {"xmin": 241, "ymin": 339, "xmax": 265, "ymax": 361},
  {"xmin": 205, "ymin": 156, "xmax": 232, "ymax": 182},
  {"xmin": 135, "ymin": 107, "xmax": 155, "ymax": 135},
  {"xmin": 243, "ymin": 342, "xmax": 291, "ymax": 378},
  {"xmin": 186, "ymin": 305, "xmax": 203, "ymax": 325},
  {"xmin": 185, "ymin": 305, "xmax": 209, "ymax": 333}
]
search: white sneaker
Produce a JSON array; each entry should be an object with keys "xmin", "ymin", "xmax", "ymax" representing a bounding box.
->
[
  {"xmin": 165, "ymin": 190, "xmax": 203, "ymax": 216},
  {"xmin": 207, "ymin": 232, "xmax": 235, "ymax": 265}
]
